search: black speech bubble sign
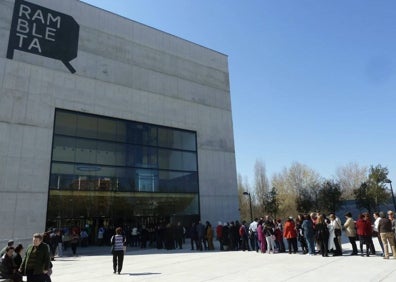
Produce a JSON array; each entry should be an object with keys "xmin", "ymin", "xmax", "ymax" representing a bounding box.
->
[{"xmin": 7, "ymin": 0, "xmax": 79, "ymax": 73}]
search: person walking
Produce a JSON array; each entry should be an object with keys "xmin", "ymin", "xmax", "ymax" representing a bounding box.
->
[
  {"xmin": 54, "ymin": 230, "xmax": 63, "ymax": 258},
  {"xmin": 70, "ymin": 230, "xmax": 79, "ymax": 256},
  {"xmin": 19, "ymin": 233, "xmax": 51, "ymax": 282},
  {"xmin": 111, "ymin": 227, "xmax": 126, "ymax": 275}
]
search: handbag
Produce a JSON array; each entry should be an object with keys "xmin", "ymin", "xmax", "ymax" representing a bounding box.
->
[
  {"xmin": 334, "ymin": 220, "xmax": 342, "ymax": 236},
  {"xmin": 110, "ymin": 235, "xmax": 115, "ymax": 254}
]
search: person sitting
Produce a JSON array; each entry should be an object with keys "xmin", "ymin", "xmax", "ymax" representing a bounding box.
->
[{"xmin": 0, "ymin": 246, "xmax": 22, "ymax": 282}]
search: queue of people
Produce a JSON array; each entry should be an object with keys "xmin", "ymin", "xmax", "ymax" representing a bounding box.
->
[
  {"xmin": 2, "ymin": 212, "xmax": 395, "ymax": 280},
  {"xmin": 213, "ymin": 210, "xmax": 396, "ymax": 259}
]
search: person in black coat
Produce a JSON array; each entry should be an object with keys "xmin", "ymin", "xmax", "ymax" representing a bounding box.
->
[
  {"xmin": 13, "ymin": 244, "xmax": 24, "ymax": 269},
  {"xmin": 1, "ymin": 246, "xmax": 22, "ymax": 282},
  {"xmin": 315, "ymin": 214, "xmax": 330, "ymax": 257},
  {"xmin": 19, "ymin": 233, "xmax": 51, "ymax": 282}
]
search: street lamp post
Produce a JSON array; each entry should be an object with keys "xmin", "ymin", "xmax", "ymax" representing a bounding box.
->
[
  {"xmin": 243, "ymin": 191, "xmax": 253, "ymax": 222},
  {"xmin": 384, "ymin": 179, "xmax": 396, "ymax": 212}
]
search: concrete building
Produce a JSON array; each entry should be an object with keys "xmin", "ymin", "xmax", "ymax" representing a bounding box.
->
[{"xmin": 0, "ymin": 0, "xmax": 238, "ymax": 245}]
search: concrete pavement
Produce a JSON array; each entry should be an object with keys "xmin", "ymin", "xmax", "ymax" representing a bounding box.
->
[{"xmin": 49, "ymin": 241, "xmax": 396, "ymax": 282}]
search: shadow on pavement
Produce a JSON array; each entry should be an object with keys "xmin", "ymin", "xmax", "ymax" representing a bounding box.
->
[{"xmin": 128, "ymin": 272, "xmax": 161, "ymax": 276}]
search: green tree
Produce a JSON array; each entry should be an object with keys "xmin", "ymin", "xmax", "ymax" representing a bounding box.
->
[
  {"xmin": 296, "ymin": 188, "xmax": 315, "ymax": 213},
  {"xmin": 263, "ymin": 187, "xmax": 280, "ymax": 218},
  {"xmin": 317, "ymin": 180, "xmax": 342, "ymax": 214},
  {"xmin": 354, "ymin": 164, "xmax": 390, "ymax": 214}
]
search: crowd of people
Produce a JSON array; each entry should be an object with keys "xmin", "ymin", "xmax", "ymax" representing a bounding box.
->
[
  {"xmin": 2, "ymin": 211, "xmax": 395, "ymax": 279},
  {"xmin": 211, "ymin": 210, "xmax": 396, "ymax": 259}
]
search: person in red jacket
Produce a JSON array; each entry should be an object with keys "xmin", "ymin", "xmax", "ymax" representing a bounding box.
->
[
  {"xmin": 283, "ymin": 217, "xmax": 298, "ymax": 254},
  {"xmin": 356, "ymin": 212, "xmax": 374, "ymax": 256},
  {"xmin": 216, "ymin": 222, "xmax": 223, "ymax": 251}
]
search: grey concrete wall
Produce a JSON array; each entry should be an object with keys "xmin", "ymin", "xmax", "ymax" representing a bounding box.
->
[{"xmin": 0, "ymin": 0, "xmax": 239, "ymax": 245}]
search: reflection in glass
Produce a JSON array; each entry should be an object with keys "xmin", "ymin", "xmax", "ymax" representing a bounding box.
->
[{"xmin": 48, "ymin": 109, "xmax": 200, "ymax": 225}]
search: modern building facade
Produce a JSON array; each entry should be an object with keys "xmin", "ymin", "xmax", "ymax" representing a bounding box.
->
[{"xmin": 0, "ymin": 0, "xmax": 239, "ymax": 245}]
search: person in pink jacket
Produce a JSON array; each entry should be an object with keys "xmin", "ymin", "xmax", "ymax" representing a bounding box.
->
[{"xmin": 257, "ymin": 219, "xmax": 266, "ymax": 253}]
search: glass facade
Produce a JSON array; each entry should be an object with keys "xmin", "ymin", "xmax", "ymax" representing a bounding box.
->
[{"xmin": 47, "ymin": 109, "xmax": 199, "ymax": 228}]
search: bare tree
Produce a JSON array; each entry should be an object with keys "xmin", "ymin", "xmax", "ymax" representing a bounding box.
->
[
  {"xmin": 336, "ymin": 162, "xmax": 367, "ymax": 200},
  {"xmin": 238, "ymin": 173, "xmax": 251, "ymax": 221},
  {"xmin": 271, "ymin": 168, "xmax": 296, "ymax": 217},
  {"xmin": 317, "ymin": 180, "xmax": 342, "ymax": 214},
  {"xmin": 271, "ymin": 162, "xmax": 321, "ymax": 218},
  {"xmin": 253, "ymin": 160, "xmax": 270, "ymax": 215}
]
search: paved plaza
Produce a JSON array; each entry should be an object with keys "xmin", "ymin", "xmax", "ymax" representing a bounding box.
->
[{"xmin": 50, "ymin": 241, "xmax": 396, "ymax": 282}]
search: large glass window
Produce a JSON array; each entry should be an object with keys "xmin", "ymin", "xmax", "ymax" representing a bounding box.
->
[
  {"xmin": 48, "ymin": 109, "xmax": 199, "ymax": 225},
  {"xmin": 158, "ymin": 127, "xmax": 196, "ymax": 151},
  {"xmin": 50, "ymin": 110, "xmax": 198, "ymax": 193}
]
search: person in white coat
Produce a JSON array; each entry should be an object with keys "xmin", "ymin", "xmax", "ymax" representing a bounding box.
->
[
  {"xmin": 326, "ymin": 218, "xmax": 336, "ymax": 252},
  {"xmin": 329, "ymin": 214, "xmax": 342, "ymax": 256}
]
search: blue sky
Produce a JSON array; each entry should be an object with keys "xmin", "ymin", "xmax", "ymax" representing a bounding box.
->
[{"xmin": 82, "ymin": 0, "xmax": 396, "ymax": 184}]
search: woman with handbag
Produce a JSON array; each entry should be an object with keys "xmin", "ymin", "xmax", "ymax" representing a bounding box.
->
[{"xmin": 111, "ymin": 227, "xmax": 126, "ymax": 275}]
